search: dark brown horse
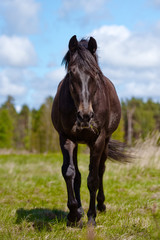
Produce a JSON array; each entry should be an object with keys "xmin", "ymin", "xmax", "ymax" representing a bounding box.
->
[{"xmin": 51, "ymin": 35, "xmax": 128, "ymax": 226}]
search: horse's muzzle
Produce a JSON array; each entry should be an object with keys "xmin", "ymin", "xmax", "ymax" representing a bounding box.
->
[{"xmin": 77, "ymin": 111, "xmax": 94, "ymax": 127}]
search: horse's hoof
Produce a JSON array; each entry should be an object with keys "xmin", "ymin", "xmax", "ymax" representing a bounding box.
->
[
  {"xmin": 97, "ymin": 203, "xmax": 106, "ymax": 212},
  {"xmin": 67, "ymin": 208, "xmax": 82, "ymax": 222},
  {"xmin": 87, "ymin": 218, "xmax": 96, "ymax": 227},
  {"xmin": 77, "ymin": 207, "xmax": 84, "ymax": 216},
  {"xmin": 67, "ymin": 219, "xmax": 83, "ymax": 228}
]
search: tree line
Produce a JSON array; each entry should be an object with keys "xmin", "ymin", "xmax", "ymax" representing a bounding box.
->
[{"xmin": 0, "ymin": 96, "xmax": 160, "ymax": 152}]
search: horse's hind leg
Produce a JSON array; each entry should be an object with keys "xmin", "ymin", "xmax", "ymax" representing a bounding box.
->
[
  {"xmin": 97, "ymin": 148, "xmax": 107, "ymax": 212},
  {"xmin": 60, "ymin": 135, "xmax": 82, "ymax": 225}
]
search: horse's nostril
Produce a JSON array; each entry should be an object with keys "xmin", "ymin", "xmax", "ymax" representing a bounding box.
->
[
  {"xmin": 90, "ymin": 111, "xmax": 94, "ymax": 119},
  {"xmin": 77, "ymin": 111, "xmax": 94, "ymax": 123},
  {"xmin": 77, "ymin": 111, "xmax": 83, "ymax": 122}
]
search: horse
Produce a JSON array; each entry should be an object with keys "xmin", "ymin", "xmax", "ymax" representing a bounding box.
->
[{"xmin": 51, "ymin": 35, "xmax": 129, "ymax": 226}]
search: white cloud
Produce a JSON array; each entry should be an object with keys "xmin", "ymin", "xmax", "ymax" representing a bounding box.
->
[
  {"xmin": 59, "ymin": 0, "xmax": 109, "ymax": 23},
  {"xmin": 0, "ymin": 69, "xmax": 26, "ymax": 97},
  {"xmin": 90, "ymin": 25, "xmax": 160, "ymax": 100},
  {"xmin": 29, "ymin": 67, "xmax": 66, "ymax": 107},
  {"xmin": 46, "ymin": 67, "xmax": 66, "ymax": 85},
  {"xmin": 124, "ymin": 81, "xmax": 160, "ymax": 99},
  {"xmin": 0, "ymin": 0, "xmax": 40, "ymax": 34},
  {"xmin": 0, "ymin": 68, "xmax": 41, "ymax": 109},
  {"xmin": 0, "ymin": 35, "xmax": 37, "ymax": 67},
  {"xmin": 91, "ymin": 25, "xmax": 160, "ymax": 68},
  {"xmin": 0, "ymin": 65, "xmax": 66, "ymax": 109},
  {"xmin": 102, "ymin": 66, "xmax": 160, "ymax": 85},
  {"xmin": 60, "ymin": 0, "xmax": 106, "ymax": 15},
  {"xmin": 31, "ymin": 67, "xmax": 66, "ymax": 95}
]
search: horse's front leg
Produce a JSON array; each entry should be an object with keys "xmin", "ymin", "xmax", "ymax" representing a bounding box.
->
[
  {"xmin": 87, "ymin": 133, "xmax": 105, "ymax": 226},
  {"xmin": 60, "ymin": 135, "xmax": 82, "ymax": 225}
]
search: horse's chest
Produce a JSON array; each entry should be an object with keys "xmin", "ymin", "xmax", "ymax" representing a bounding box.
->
[{"xmin": 67, "ymin": 124, "xmax": 98, "ymax": 144}]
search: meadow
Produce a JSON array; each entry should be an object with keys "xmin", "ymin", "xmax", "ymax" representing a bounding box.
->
[{"xmin": 0, "ymin": 140, "xmax": 159, "ymax": 240}]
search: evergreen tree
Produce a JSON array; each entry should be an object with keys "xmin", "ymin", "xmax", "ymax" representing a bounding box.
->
[
  {"xmin": 30, "ymin": 97, "xmax": 59, "ymax": 153},
  {"xmin": 17, "ymin": 105, "xmax": 31, "ymax": 150},
  {"xmin": 0, "ymin": 95, "xmax": 159, "ymax": 150},
  {"xmin": 1, "ymin": 96, "xmax": 18, "ymax": 147},
  {"xmin": 0, "ymin": 109, "xmax": 13, "ymax": 148},
  {"xmin": 122, "ymin": 98, "xmax": 158, "ymax": 144}
]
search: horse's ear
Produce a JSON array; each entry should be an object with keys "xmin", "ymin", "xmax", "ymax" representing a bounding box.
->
[
  {"xmin": 88, "ymin": 37, "xmax": 97, "ymax": 54},
  {"xmin": 69, "ymin": 35, "xmax": 78, "ymax": 53}
]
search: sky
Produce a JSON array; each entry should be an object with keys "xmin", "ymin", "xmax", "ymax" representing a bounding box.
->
[{"xmin": 0, "ymin": 0, "xmax": 160, "ymax": 110}]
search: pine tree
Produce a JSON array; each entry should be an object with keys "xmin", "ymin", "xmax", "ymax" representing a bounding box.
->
[
  {"xmin": 1, "ymin": 96, "xmax": 18, "ymax": 148},
  {"xmin": 0, "ymin": 109, "xmax": 13, "ymax": 148},
  {"xmin": 17, "ymin": 105, "xmax": 31, "ymax": 150}
]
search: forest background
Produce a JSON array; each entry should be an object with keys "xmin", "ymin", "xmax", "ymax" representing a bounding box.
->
[{"xmin": 0, "ymin": 95, "xmax": 160, "ymax": 153}]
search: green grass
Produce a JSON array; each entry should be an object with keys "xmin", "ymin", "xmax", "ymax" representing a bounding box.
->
[{"xmin": 0, "ymin": 150, "xmax": 159, "ymax": 240}]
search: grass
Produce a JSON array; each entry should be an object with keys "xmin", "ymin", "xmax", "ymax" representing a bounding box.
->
[{"xmin": 0, "ymin": 142, "xmax": 159, "ymax": 239}]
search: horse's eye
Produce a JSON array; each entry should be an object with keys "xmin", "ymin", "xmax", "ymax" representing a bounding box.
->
[{"xmin": 70, "ymin": 67, "xmax": 76, "ymax": 75}]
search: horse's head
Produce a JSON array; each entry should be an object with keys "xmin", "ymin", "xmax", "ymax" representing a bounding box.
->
[{"xmin": 63, "ymin": 35, "xmax": 101, "ymax": 128}]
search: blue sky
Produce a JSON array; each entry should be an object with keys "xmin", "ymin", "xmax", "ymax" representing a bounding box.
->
[{"xmin": 0, "ymin": 0, "xmax": 160, "ymax": 110}]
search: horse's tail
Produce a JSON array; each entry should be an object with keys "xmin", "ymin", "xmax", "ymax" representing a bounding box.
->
[{"xmin": 108, "ymin": 139, "xmax": 132, "ymax": 163}]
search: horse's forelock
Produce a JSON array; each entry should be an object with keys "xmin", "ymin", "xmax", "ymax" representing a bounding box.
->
[{"xmin": 65, "ymin": 43, "xmax": 100, "ymax": 79}]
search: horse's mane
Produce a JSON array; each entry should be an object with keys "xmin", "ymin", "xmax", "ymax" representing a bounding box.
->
[{"xmin": 62, "ymin": 39, "xmax": 102, "ymax": 78}]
